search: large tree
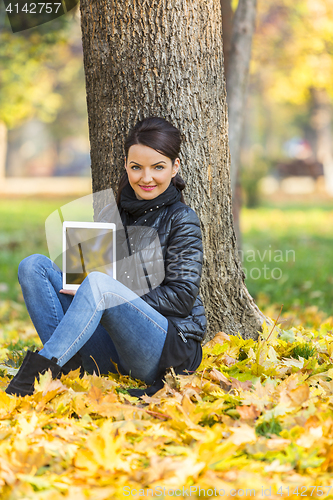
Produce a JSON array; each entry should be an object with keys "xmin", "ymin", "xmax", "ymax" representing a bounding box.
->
[{"xmin": 79, "ymin": 0, "xmax": 271, "ymax": 341}]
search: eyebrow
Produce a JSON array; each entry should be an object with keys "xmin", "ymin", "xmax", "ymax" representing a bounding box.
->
[{"xmin": 129, "ymin": 161, "xmax": 167, "ymax": 166}]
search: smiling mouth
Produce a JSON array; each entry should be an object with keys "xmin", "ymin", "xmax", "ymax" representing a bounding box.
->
[{"xmin": 139, "ymin": 185, "xmax": 156, "ymax": 188}]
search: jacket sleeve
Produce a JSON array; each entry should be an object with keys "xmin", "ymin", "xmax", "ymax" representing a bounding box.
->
[{"xmin": 140, "ymin": 207, "xmax": 203, "ymax": 318}]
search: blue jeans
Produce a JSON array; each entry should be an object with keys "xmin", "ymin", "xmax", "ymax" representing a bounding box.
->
[{"xmin": 17, "ymin": 254, "xmax": 168, "ymax": 385}]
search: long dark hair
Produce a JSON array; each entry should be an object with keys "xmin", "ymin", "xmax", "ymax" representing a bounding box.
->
[{"xmin": 116, "ymin": 116, "xmax": 186, "ymax": 206}]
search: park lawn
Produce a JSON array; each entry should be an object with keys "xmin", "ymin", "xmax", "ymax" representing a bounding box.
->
[
  {"xmin": 1, "ymin": 198, "xmax": 333, "ymax": 498},
  {"xmin": 0, "ymin": 196, "xmax": 77, "ymax": 315},
  {"xmin": 241, "ymin": 204, "xmax": 333, "ymax": 325}
]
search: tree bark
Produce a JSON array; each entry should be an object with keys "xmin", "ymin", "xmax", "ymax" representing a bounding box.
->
[
  {"xmin": 80, "ymin": 0, "xmax": 270, "ymax": 340},
  {"xmin": 310, "ymin": 88, "xmax": 333, "ymax": 196}
]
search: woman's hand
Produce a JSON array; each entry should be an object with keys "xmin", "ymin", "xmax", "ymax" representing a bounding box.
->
[{"xmin": 59, "ymin": 289, "xmax": 77, "ymax": 296}]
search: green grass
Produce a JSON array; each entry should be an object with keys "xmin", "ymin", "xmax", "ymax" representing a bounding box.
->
[
  {"xmin": 0, "ymin": 196, "xmax": 78, "ymax": 317},
  {"xmin": 241, "ymin": 204, "xmax": 333, "ymax": 319},
  {"xmin": 291, "ymin": 343, "xmax": 316, "ymax": 360},
  {"xmin": 255, "ymin": 417, "xmax": 283, "ymax": 438}
]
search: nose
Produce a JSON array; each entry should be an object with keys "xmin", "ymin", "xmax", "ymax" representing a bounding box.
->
[{"xmin": 141, "ymin": 169, "xmax": 154, "ymax": 184}]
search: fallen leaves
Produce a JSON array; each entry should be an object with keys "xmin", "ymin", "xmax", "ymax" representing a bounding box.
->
[
  {"xmin": 228, "ymin": 423, "xmax": 257, "ymax": 445},
  {"xmin": 0, "ymin": 312, "xmax": 333, "ymax": 497},
  {"xmin": 288, "ymin": 383, "xmax": 310, "ymax": 406},
  {"xmin": 203, "ymin": 331, "xmax": 230, "ymax": 349},
  {"xmin": 236, "ymin": 404, "xmax": 261, "ymax": 421},
  {"xmin": 209, "ymin": 367, "xmax": 253, "ymax": 392}
]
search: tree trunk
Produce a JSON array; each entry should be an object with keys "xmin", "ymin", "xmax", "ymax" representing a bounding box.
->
[
  {"xmin": 233, "ymin": 165, "xmax": 243, "ymax": 252},
  {"xmin": 227, "ymin": 0, "xmax": 257, "ymax": 196},
  {"xmin": 225, "ymin": 0, "xmax": 256, "ymax": 251},
  {"xmin": 80, "ymin": 0, "xmax": 270, "ymax": 340},
  {"xmin": 220, "ymin": 0, "xmax": 234, "ymax": 76},
  {"xmin": 310, "ymin": 88, "xmax": 333, "ymax": 196}
]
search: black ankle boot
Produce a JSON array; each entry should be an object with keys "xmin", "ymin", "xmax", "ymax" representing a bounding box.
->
[
  {"xmin": 5, "ymin": 350, "xmax": 61, "ymax": 397},
  {"xmin": 58, "ymin": 352, "xmax": 85, "ymax": 378}
]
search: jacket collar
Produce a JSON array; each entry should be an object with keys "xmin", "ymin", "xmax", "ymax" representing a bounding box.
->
[{"xmin": 120, "ymin": 180, "xmax": 182, "ymax": 223}]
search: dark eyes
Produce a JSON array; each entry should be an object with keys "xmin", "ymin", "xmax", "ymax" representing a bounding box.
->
[{"xmin": 131, "ymin": 165, "xmax": 164, "ymax": 170}]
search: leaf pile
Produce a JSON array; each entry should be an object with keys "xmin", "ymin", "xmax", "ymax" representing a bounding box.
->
[{"xmin": 1, "ymin": 309, "xmax": 333, "ymax": 498}]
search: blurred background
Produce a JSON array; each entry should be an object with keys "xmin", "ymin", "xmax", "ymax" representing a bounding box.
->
[
  {"xmin": 0, "ymin": 5, "xmax": 90, "ymax": 196},
  {"xmin": 0, "ymin": 0, "xmax": 332, "ymax": 332}
]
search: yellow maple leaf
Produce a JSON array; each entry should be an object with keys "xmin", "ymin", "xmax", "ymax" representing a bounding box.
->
[{"xmin": 228, "ymin": 424, "xmax": 257, "ymax": 445}]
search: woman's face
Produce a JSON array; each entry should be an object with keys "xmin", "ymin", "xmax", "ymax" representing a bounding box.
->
[{"xmin": 125, "ymin": 144, "xmax": 180, "ymax": 200}]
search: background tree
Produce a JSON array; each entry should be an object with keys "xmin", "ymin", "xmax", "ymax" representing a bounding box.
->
[
  {"xmin": 0, "ymin": 9, "xmax": 82, "ymax": 178},
  {"xmin": 80, "ymin": 0, "xmax": 271, "ymax": 341},
  {"xmin": 221, "ymin": 0, "xmax": 257, "ymax": 249},
  {"xmin": 250, "ymin": 0, "xmax": 333, "ymax": 192}
]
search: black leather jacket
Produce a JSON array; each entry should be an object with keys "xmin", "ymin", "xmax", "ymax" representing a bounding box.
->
[{"xmin": 97, "ymin": 199, "xmax": 207, "ymax": 343}]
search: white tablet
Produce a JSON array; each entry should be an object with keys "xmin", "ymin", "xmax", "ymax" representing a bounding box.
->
[{"xmin": 62, "ymin": 221, "xmax": 116, "ymax": 290}]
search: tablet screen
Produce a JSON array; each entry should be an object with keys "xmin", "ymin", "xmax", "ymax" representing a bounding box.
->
[{"xmin": 64, "ymin": 226, "xmax": 114, "ymax": 288}]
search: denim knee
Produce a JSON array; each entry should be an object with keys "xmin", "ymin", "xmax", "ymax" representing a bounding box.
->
[
  {"xmin": 83, "ymin": 271, "xmax": 115, "ymax": 297},
  {"xmin": 81, "ymin": 272, "xmax": 122, "ymax": 310},
  {"xmin": 18, "ymin": 254, "xmax": 51, "ymax": 284},
  {"xmin": 85, "ymin": 271, "xmax": 115, "ymax": 288}
]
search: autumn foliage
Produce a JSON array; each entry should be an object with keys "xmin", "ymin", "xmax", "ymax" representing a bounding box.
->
[{"xmin": 1, "ymin": 300, "xmax": 333, "ymax": 499}]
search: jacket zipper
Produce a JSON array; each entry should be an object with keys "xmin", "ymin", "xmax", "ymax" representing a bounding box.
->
[
  {"xmin": 169, "ymin": 318, "xmax": 188, "ymax": 343},
  {"xmin": 178, "ymin": 330, "xmax": 188, "ymax": 343},
  {"xmin": 176, "ymin": 324, "xmax": 188, "ymax": 343}
]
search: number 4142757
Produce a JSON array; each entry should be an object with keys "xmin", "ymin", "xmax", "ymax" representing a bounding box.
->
[
  {"xmin": 277, "ymin": 486, "xmax": 331, "ymax": 496},
  {"xmin": 5, "ymin": 3, "xmax": 62, "ymax": 14}
]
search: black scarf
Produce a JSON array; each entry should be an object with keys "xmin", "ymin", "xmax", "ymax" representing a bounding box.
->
[{"xmin": 120, "ymin": 180, "xmax": 182, "ymax": 225}]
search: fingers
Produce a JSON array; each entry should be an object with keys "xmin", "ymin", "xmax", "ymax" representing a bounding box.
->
[{"xmin": 59, "ymin": 289, "xmax": 77, "ymax": 296}]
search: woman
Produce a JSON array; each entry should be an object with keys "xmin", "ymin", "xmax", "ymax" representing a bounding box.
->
[{"xmin": 5, "ymin": 116, "xmax": 207, "ymax": 398}]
